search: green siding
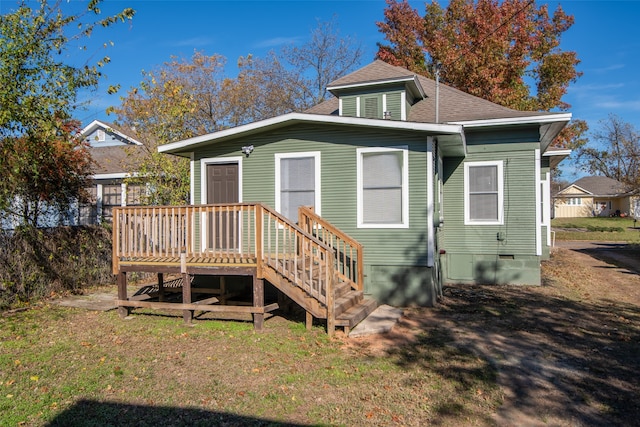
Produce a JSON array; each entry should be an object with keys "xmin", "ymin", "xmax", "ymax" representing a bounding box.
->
[
  {"xmin": 340, "ymin": 88, "xmax": 404, "ymax": 121},
  {"xmin": 191, "ymin": 124, "xmax": 434, "ymax": 305},
  {"xmin": 441, "ymin": 128, "xmax": 542, "ymax": 285}
]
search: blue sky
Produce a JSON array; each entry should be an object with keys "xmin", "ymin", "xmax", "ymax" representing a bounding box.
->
[{"xmin": 2, "ymin": 0, "xmax": 639, "ymax": 179}]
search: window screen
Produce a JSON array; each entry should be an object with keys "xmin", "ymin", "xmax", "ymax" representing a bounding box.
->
[
  {"xmin": 362, "ymin": 151, "xmax": 403, "ymax": 223},
  {"xmin": 280, "ymin": 157, "xmax": 315, "ymax": 221}
]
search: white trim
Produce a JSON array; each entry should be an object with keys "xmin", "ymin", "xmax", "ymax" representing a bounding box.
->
[
  {"xmin": 275, "ymin": 152, "xmax": 321, "ymax": 220},
  {"xmin": 80, "ymin": 119, "xmax": 143, "ymax": 146},
  {"xmin": 535, "ymin": 149, "xmax": 542, "ymax": 256},
  {"xmin": 120, "ymin": 183, "xmax": 127, "ymax": 207},
  {"xmin": 382, "ymin": 93, "xmax": 387, "ymax": 117},
  {"xmin": 199, "ymin": 157, "xmax": 243, "ymax": 205},
  {"xmin": 426, "ymin": 137, "xmax": 434, "ymax": 267},
  {"xmin": 91, "ymin": 172, "xmax": 137, "ymax": 180},
  {"xmin": 190, "ymin": 153, "xmax": 195, "ymax": 205},
  {"xmin": 356, "ymin": 97, "xmax": 361, "ymax": 117},
  {"xmin": 400, "ymin": 91, "xmax": 407, "ymax": 121},
  {"xmin": 96, "ymin": 184, "xmax": 103, "ymax": 222},
  {"xmin": 464, "ymin": 160, "xmax": 504, "ymax": 225},
  {"xmin": 543, "ymin": 149, "xmax": 571, "ymax": 157},
  {"xmin": 338, "ymin": 98, "xmax": 343, "ymax": 116},
  {"xmin": 327, "ymin": 75, "xmax": 426, "ymax": 99},
  {"xmin": 542, "ymin": 171, "xmax": 551, "ymax": 246},
  {"xmin": 357, "ymin": 146, "xmax": 409, "ymax": 229},
  {"xmin": 159, "ymin": 113, "xmax": 463, "ymax": 154},
  {"xmin": 450, "ymin": 113, "xmax": 572, "ymax": 128}
]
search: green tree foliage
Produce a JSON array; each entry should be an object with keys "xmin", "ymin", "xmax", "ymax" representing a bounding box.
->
[
  {"xmin": 0, "ymin": 0, "xmax": 135, "ymax": 226},
  {"xmin": 577, "ymin": 115, "xmax": 640, "ymax": 188},
  {"xmin": 376, "ymin": 0, "xmax": 586, "ymax": 149},
  {"xmin": 0, "ymin": 118, "xmax": 93, "ymax": 226}
]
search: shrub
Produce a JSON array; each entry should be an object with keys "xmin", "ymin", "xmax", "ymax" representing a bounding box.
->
[{"xmin": 0, "ymin": 225, "xmax": 114, "ymax": 309}]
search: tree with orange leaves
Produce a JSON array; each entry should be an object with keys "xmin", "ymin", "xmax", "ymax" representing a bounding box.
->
[{"xmin": 377, "ymin": 0, "xmax": 585, "ymax": 149}]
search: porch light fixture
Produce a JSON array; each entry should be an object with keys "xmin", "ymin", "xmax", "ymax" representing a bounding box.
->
[
  {"xmin": 383, "ymin": 111, "xmax": 392, "ymax": 120},
  {"xmin": 241, "ymin": 145, "xmax": 254, "ymax": 157}
]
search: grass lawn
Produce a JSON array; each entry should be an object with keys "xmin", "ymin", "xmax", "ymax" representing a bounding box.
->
[
  {"xmin": 552, "ymin": 216, "xmax": 640, "ymax": 242},
  {"xmin": 0, "ymin": 303, "xmax": 501, "ymax": 426}
]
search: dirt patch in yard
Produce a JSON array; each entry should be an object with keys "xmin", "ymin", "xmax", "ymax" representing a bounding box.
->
[{"xmin": 346, "ymin": 244, "xmax": 640, "ymax": 426}]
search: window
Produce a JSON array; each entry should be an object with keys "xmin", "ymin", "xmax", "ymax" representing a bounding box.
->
[
  {"xmin": 567, "ymin": 197, "xmax": 582, "ymax": 206},
  {"xmin": 275, "ymin": 152, "xmax": 320, "ymax": 222},
  {"xmin": 357, "ymin": 147, "xmax": 409, "ymax": 228},
  {"xmin": 96, "ymin": 129, "xmax": 106, "ymax": 141},
  {"xmin": 464, "ymin": 161, "xmax": 503, "ymax": 225}
]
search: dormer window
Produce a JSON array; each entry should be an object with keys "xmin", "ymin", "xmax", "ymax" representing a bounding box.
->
[
  {"xmin": 339, "ymin": 92, "xmax": 405, "ymax": 120},
  {"xmin": 328, "ymin": 68, "xmax": 425, "ymax": 122}
]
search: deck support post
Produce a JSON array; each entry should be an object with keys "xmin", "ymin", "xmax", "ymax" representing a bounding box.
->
[
  {"xmin": 306, "ymin": 311, "xmax": 313, "ymax": 330},
  {"xmin": 181, "ymin": 254, "xmax": 193, "ymax": 324},
  {"xmin": 253, "ymin": 275, "xmax": 264, "ymax": 332},
  {"xmin": 117, "ymin": 272, "xmax": 129, "ymax": 318},
  {"xmin": 158, "ymin": 273, "xmax": 165, "ymax": 302}
]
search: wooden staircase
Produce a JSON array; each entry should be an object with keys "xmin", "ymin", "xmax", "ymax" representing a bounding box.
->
[
  {"xmin": 262, "ymin": 259, "xmax": 377, "ymax": 335},
  {"xmin": 111, "ymin": 202, "xmax": 376, "ymax": 336},
  {"xmin": 260, "ymin": 206, "xmax": 377, "ymax": 335}
]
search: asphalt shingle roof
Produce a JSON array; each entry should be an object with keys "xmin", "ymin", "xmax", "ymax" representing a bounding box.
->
[
  {"xmin": 306, "ymin": 60, "xmax": 553, "ymax": 123},
  {"xmin": 567, "ymin": 176, "xmax": 630, "ymax": 196}
]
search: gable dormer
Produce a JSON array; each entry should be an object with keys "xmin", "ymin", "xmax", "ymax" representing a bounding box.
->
[
  {"xmin": 80, "ymin": 120, "xmax": 142, "ymax": 148},
  {"xmin": 326, "ymin": 61, "xmax": 426, "ymax": 121}
]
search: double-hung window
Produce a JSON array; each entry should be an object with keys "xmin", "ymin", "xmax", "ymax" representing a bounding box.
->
[
  {"xmin": 464, "ymin": 161, "xmax": 504, "ymax": 225},
  {"xmin": 357, "ymin": 146, "xmax": 409, "ymax": 228},
  {"xmin": 275, "ymin": 152, "xmax": 320, "ymax": 222}
]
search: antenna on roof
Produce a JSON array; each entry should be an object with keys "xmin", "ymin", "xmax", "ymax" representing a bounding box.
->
[{"xmin": 434, "ymin": 62, "xmax": 441, "ymax": 124}]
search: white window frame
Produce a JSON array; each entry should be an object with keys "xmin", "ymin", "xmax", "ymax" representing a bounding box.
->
[
  {"xmin": 357, "ymin": 146, "xmax": 409, "ymax": 229},
  {"xmin": 464, "ymin": 160, "xmax": 504, "ymax": 225},
  {"xmin": 96, "ymin": 129, "xmax": 106, "ymax": 142},
  {"xmin": 568, "ymin": 197, "xmax": 582, "ymax": 206},
  {"xmin": 275, "ymin": 152, "xmax": 321, "ymax": 221}
]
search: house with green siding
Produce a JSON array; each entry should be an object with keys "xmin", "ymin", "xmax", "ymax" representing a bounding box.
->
[{"xmin": 158, "ymin": 60, "xmax": 571, "ymax": 307}]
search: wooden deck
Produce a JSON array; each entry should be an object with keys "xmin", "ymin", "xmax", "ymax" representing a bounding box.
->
[{"xmin": 112, "ymin": 203, "xmax": 373, "ymax": 335}]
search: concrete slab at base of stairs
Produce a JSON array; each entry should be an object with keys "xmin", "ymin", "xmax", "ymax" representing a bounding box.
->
[{"xmin": 348, "ymin": 304, "xmax": 404, "ymax": 338}]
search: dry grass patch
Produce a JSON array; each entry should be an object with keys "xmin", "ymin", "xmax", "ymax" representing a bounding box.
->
[{"xmin": 1, "ymin": 303, "xmax": 502, "ymax": 426}]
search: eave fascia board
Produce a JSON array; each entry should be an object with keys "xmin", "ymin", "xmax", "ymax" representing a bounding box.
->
[
  {"xmin": 91, "ymin": 172, "xmax": 138, "ymax": 180},
  {"xmin": 81, "ymin": 119, "xmax": 143, "ymax": 146},
  {"xmin": 449, "ymin": 113, "xmax": 572, "ymax": 128},
  {"xmin": 543, "ymin": 148, "xmax": 571, "ymax": 168},
  {"xmin": 557, "ymin": 184, "xmax": 592, "ymax": 196},
  {"xmin": 327, "ymin": 75, "xmax": 427, "ymax": 99},
  {"xmin": 543, "ymin": 149, "xmax": 571, "ymax": 157},
  {"xmin": 451, "ymin": 113, "xmax": 572, "ymax": 154},
  {"xmin": 159, "ymin": 113, "xmax": 462, "ymax": 154}
]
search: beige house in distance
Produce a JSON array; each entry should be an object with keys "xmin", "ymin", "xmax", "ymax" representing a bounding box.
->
[{"xmin": 554, "ymin": 176, "xmax": 640, "ymax": 218}]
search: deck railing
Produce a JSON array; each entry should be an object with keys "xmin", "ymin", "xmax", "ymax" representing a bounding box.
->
[
  {"xmin": 112, "ymin": 203, "xmax": 336, "ymax": 309},
  {"xmin": 298, "ymin": 206, "xmax": 364, "ymax": 291}
]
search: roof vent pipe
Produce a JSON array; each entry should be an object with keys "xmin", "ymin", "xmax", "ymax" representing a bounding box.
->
[{"xmin": 434, "ymin": 62, "xmax": 441, "ymax": 124}]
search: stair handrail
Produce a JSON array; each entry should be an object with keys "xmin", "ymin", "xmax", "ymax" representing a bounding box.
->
[
  {"xmin": 112, "ymin": 203, "xmax": 338, "ymax": 334},
  {"xmin": 298, "ymin": 206, "xmax": 364, "ymax": 291},
  {"xmin": 257, "ymin": 204, "xmax": 336, "ymax": 310}
]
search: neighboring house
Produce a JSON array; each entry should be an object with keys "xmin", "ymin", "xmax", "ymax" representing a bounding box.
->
[
  {"xmin": 553, "ymin": 176, "xmax": 637, "ymax": 218},
  {"xmin": 79, "ymin": 120, "xmax": 145, "ymax": 224},
  {"xmin": 151, "ymin": 61, "xmax": 571, "ymax": 307}
]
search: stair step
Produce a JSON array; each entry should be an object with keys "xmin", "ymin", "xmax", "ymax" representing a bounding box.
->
[
  {"xmin": 333, "ymin": 290, "xmax": 363, "ymax": 317},
  {"xmin": 334, "ymin": 281, "xmax": 353, "ymax": 299},
  {"xmin": 335, "ymin": 298, "xmax": 378, "ymax": 329}
]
